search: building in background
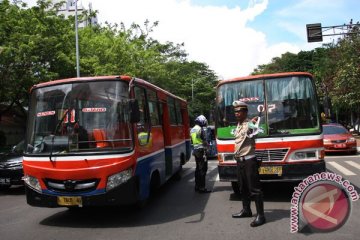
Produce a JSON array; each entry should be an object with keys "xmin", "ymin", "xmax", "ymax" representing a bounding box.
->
[{"xmin": 54, "ymin": 0, "xmax": 98, "ymax": 27}]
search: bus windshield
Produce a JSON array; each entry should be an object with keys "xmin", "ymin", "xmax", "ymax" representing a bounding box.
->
[
  {"xmin": 216, "ymin": 75, "xmax": 320, "ymax": 139},
  {"xmin": 25, "ymin": 80, "xmax": 133, "ymax": 155}
]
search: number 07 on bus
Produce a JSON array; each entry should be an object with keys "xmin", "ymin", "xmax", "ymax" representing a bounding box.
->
[{"xmin": 215, "ymin": 72, "xmax": 326, "ymax": 194}]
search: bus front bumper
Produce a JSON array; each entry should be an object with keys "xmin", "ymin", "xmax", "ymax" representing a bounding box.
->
[
  {"xmin": 218, "ymin": 160, "xmax": 326, "ymax": 182},
  {"xmin": 25, "ymin": 177, "xmax": 139, "ymax": 208}
]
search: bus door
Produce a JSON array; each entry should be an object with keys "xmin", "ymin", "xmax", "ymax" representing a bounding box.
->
[
  {"xmin": 134, "ymin": 86, "xmax": 165, "ymax": 168},
  {"xmin": 161, "ymin": 99, "xmax": 172, "ymax": 177},
  {"xmin": 146, "ymin": 89, "xmax": 164, "ymax": 157},
  {"xmin": 134, "ymin": 87, "xmax": 151, "ymax": 151}
]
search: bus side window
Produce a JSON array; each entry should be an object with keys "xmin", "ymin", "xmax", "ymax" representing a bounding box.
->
[
  {"xmin": 134, "ymin": 86, "xmax": 151, "ymax": 145},
  {"xmin": 147, "ymin": 90, "xmax": 160, "ymax": 126}
]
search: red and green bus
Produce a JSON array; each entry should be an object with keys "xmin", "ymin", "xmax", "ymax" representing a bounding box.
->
[
  {"xmin": 23, "ymin": 75, "xmax": 191, "ymax": 207},
  {"xmin": 215, "ymin": 72, "xmax": 326, "ymax": 193}
]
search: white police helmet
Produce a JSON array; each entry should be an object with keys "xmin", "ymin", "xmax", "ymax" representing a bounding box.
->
[{"xmin": 195, "ymin": 115, "xmax": 208, "ymax": 127}]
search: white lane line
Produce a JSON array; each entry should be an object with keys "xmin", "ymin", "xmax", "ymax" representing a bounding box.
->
[
  {"xmin": 182, "ymin": 169, "xmax": 194, "ymax": 179},
  {"xmin": 327, "ymin": 161, "xmax": 356, "ymax": 176},
  {"xmin": 345, "ymin": 161, "xmax": 360, "ymax": 170},
  {"xmin": 215, "ymin": 174, "xmax": 219, "ymax": 182}
]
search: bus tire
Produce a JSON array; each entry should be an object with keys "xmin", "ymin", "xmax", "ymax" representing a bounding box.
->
[
  {"xmin": 173, "ymin": 165, "xmax": 182, "ymax": 181},
  {"xmin": 150, "ymin": 171, "xmax": 161, "ymax": 195},
  {"xmin": 180, "ymin": 153, "xmax": 186, "ymax": 165},
  {"xmin": 231, "ymin": 181, "xmax": 240, "ymax": 195},
  {"xmin": 135, "ymin": 198, "xmax": 148, "ymax": 209}
]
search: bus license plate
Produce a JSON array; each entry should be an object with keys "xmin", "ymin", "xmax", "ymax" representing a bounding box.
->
[
  {"xmin": 334, "ymin": 143, "xmax": 346, "ymax": 148},
  {"xmin": 57, "ymin": 196, "xmax": 82, "ymax": 206},
  {"xmin": 259, "ymin": 166, "xmax": 282, "ymax": 176}
]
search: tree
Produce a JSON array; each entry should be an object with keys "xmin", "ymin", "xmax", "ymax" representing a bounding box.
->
[
  {"xmin": 251, "ymin": 20, "xmax": 360, "ymax": 124},
  {"xmin": 0, "ymin": 0, "xmax": 218, "ymax": 121},
  {"xmin": 0, "ymin": 0, "xmax": 75, "ymax": 118}
]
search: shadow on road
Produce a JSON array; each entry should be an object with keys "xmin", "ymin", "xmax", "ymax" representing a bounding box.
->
[
  {"xmin": 0, "ymin": 185, "xmax": 24, "ymax": 196},
  {"xmin": 39, "ymin": 167, "xmax": 218, "ymax": 228},
  {"xmin": 228, "ymin": 182, "xmax": 297, "ymax": 203}
]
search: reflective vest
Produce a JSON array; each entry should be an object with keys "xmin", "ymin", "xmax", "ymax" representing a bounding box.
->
[
  {"xmin": 190, "ymin": 125, "xmax": 204, "ymax": 149},
  {"xmin": 138, "ymin": 132, "xmax": 152, "ymax": 147}
]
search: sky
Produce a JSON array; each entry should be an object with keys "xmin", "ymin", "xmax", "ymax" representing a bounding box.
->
[{"xmin": 24, "ymin": 0, "xmax": 360, "ymax": 79}]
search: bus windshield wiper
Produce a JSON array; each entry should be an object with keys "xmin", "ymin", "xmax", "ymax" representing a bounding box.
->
[
  {"xmin": 49, "ymin": 134, "xmax": 55, "ymax": 162},
  {"xmin": 49, "ymin": 110, "xmax": 69, "ymax": 162}
]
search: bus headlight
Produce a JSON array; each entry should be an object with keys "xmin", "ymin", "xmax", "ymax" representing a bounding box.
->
[
  {"xmin": 106, "ymin": 169, "xmax": 132, "ymax": 191},
  {"xmin": 218, "ymin": 153, "xmax": 235, "ymax": 162},
  {"xmin": 23, "ymin": 175, "xmax": 41, "ymax": 193},
  {"xmin": 289, "ymin": 149, "xmax": 321, "ymax": 161}
]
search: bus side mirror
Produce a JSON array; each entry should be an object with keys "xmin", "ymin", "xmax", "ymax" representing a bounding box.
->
[{"xmin": 129, "ymin": 99, "xmax": 140, "ymax": 123}]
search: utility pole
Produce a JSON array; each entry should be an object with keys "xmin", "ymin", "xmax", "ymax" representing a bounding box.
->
[
  {"xmin": 306, "ymin": 21, "xmax": 360, "ymax": 42},
  {"xmin": 75, "ymin": 0, "xmax": 80, "ymax": 77}
]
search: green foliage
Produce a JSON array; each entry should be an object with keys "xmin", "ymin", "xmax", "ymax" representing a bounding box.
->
[
  {"xmin": 0, "ymin": 0, "xmax": 75, "ymax": 112},
  {"xmin": 331, "ymin": 24, "xmax": 360, "ymax": 109},
  {"xmin": 0, "ymin": 0, "xmax": 217, "ymax": 120},
  {"xmin": 252, "ymin": 21, "xmax": 360, "ymax": 118}
]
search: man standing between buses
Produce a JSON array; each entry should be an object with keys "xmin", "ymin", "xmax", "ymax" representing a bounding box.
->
[
  {"xmin": 231, "ymin": 101, "xmax": 266, "ymax": 227},
  {"xmin": 190, "ymin": 115, "xmax": 212, "ymax": 193}
]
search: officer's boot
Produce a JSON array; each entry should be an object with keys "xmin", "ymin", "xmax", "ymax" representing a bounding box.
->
[
  {"xmin": 232, "ymin": 196, "xmax": 252, "ymax": 218},
  {"xmin": 250, "ymin": 195, "xmax": 266, "ymax": 227}
]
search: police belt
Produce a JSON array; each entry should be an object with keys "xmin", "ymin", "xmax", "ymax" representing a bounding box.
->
[
  {"xmin": 193, "ymin": 144, "xmax": 205, "ymax": 150},
  {"xmin": 234, "ymin": 154, "xmax": 256, "ymax": 161}
]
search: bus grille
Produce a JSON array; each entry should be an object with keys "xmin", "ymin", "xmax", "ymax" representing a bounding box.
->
[
  {"xmin": 255, "ymin": 148, "xmax": 289, "ymax": 162},
  {"xmin": 45, "ymin": 178, "xmax": 99, "ymax": 193}
]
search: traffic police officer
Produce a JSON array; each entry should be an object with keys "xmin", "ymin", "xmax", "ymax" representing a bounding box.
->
[
  {"xmin": 231, "ymin": 101, "xmax": 266, "ymax": 227},
  {"xmin": 190, "ymin": 115, "xmax": 211, "ymax": 193}
]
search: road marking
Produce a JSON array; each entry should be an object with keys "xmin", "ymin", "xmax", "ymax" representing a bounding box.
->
[
  {"xmin": 215, "ymin": 174, "xmax": 219, "ymax": 182},
  {"xmin": 345, "ymin": 161, "xmax": 360, "ymax": 170},
  {"xmin": 181, "ymin": 169, "xmax": 194, "ymax": 179},
  {"xmin": 185, "ymin": 165, "xmax": 219, "ymax": 182},
  {"xmin": 327, "ymin": 161, "xmax": 356, "ymax": 176}
]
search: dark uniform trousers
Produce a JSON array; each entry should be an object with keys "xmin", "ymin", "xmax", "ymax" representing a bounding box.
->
[
  {"xmin": 194, "ymin": 148, "xmax": 208, "ymax": 189},
  {"xmin": 236, "ymin": 157, "xmax": 263, "ymax": 200},
  {"xmin": 233, "ymin": 156, "xmax": 266, "ymax": 226}
]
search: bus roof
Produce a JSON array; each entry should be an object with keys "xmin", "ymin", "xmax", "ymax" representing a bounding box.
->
[
  {"xmin": 30, "ymin": 75, "xmax": 187, "ymax": 103},
  {"xmin": 31, "ymin": 75, "xmax": 132, "ymax": 89},
  {"xmin": 217, "ymin": 72, "xmax": 313, "ymax": 88}
]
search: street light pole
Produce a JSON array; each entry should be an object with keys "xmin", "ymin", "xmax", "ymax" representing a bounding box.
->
[{"xmin": 75, "ymin": 0, "xmax": 80, "ymax": 77}]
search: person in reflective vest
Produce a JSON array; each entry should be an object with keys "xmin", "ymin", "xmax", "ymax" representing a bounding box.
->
[{"xmin": 190, "ymin": 115, "xmax": 211, "ymax": 193}]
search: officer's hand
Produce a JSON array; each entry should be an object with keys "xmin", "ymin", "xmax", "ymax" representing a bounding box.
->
[{"xmin": 251, "ymin": 116, "xmax": 258, "ymax": 123}]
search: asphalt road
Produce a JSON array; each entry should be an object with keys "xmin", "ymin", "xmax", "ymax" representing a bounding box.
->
[{"xmin": 0, "ymin": 154, "xmax": 359, "ymax": 240}]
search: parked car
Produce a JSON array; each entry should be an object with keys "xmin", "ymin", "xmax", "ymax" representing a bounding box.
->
[
  {"xmin": 0, "ymin": 140, "xmax": 24, "ymax": 189},
  {"xmin": 323, "ymin": 124, "xmax": 357, "ymax": 154}
]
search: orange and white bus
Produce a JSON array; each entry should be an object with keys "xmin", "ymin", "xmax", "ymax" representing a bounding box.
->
[
  {"xmin": 215, "ymin": 72, "xmax": 325, "ymax": 193},
  {"xmin": 23, "ymin": 75, "xmax": 191, "ymax": 207}
]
